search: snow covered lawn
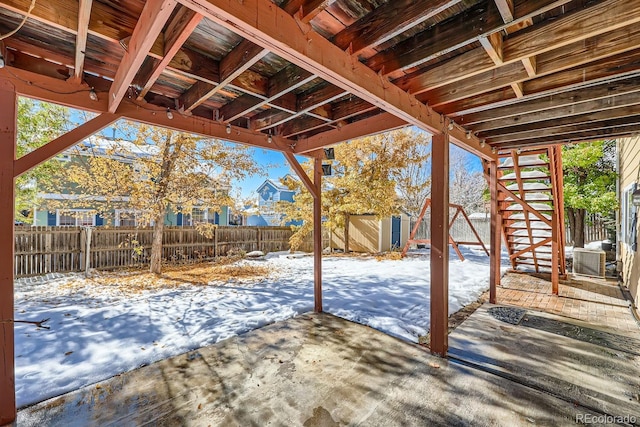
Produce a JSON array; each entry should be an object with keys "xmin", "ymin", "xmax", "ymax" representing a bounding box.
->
[{"xmin": 14, "ymin": 247, "xmax": 496, "ymax": 408}]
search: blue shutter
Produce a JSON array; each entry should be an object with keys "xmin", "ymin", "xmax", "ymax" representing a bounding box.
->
[
  {"xmin": 214, "ymin": 212, "xmax": 220, "ymax": 225},
  {"xmin": 95, "ymin": 215, "xmax": 104, "ymax": 226},
  {"xmin": 47, "ymin": 211, "xmax": 56, "ymax": 226},
  {"xmin": 177, "ymin": 212, "xmax": 183, "ymax": 226}
]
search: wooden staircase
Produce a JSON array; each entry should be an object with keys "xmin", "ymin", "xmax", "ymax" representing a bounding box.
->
[{"xmin": 488, "ymin": 147, "xmax": 566, "ymax": 282}]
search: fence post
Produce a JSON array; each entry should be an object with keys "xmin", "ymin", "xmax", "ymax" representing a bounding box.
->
[
  {"xmin": 80, "ymin": 228, "xmax": 86, "ymax": 272},
  {"xmin": 257, "ymin": 227, "xmax": 261, "ymax": 252},
  {"xmin": 84, "ymin": 227, "xmax": 92, "ymax": 276},
  {"xmin": 214, "ymin": 226, "xmax": 218, "ymax": 258},
  {"xmin": 45, "ymin": 231, "xmax": 52, "ymax": 273}
]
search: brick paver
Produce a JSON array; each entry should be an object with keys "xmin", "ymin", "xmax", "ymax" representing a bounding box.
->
[{"xmin": 497, "ymin": 272, "xmax": 640, "ymax": 334}]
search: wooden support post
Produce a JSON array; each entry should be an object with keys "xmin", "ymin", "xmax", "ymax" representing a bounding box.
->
[
  {"xmin": 0, "ymin": 79, "xmax": 17, "ymax": 425},
  {"xmin": 430, "ymin": 133, "xmax": 449, "ymax": 357},
  {"xmin": 489, "ymin": 160, "xmax": 501, "ymax": 304},
  {"xmin": 551, "ymin": 215, "xmax": 559, "ymax": 294},
  {"xmin": 313, "ymin": 158, "xmax": 323, "ymax": 313}
]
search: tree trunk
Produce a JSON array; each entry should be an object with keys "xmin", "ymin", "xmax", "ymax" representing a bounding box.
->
[
  {"xmin": 150, "ymin": 212, "xmax": 165, "ymax": 274},
  {"xmin": 568, "ymin": 208, "xmax": 586, "ymax": 248},
  {"xmin": 344, "ymin": 212, "xmax": 350, "ymax": 253},
  {"xmin": 567, "ymin": 209, "xmax": 576, "ymax": 246},
  {"xmin": 575, "ymin": 209, "xmax": 585, "ymax": 248}
]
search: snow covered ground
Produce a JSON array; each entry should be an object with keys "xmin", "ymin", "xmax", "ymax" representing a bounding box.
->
[{"xmin": 14, "ymin": 247, "xmax": 501, "ymax": 408}]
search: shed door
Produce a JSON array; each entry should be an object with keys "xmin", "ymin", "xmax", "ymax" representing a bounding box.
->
[{"xmin": 391, "ymin": 216, "xmax": 401, "ymax": 249}]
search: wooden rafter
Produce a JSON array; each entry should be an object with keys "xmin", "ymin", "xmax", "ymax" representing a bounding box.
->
[
  {"xmin": 294, "ymin": 112, "xmax": 406, "ymax": 154},
  {"xmin": 136, "ymin": 6, "xmax": 203, "ymax": 100},
  {"xmin": 482, "ymin": 104, "xmax": 640, "ymax": 141},
  {"xmin": 332, "ymin": 0, "xmax": 462, "ymax": 55},
  {"xmin": 395, "ymin": 1, "xmax": 640, "ymax": 97},
  {"xmin": 178, "ymin": 0, "xmax": 494, "ymax": 160},
  {"xmin": 365, "ymin": 0, "xmax": 570, "ymax": 75},
  {"xmin": 108, "ymin": 0, "xmax": 177, "ymax": 113},
  {"xmin": 281, "ymin": 0, "xmax": 327, "ymax": 24},
  {"xmin": 178, "ymin": 39, "xmax": 268, "ymax": 112},
  {"xmin": 466, "ymin": 78, "xmax": 640, "ymax": 128},
  {"xmin": 493, "ymin": 0, "xmax": 514, "ymax": 23},
  {"xmin": 72, "ymin": 0, "xmax": 92, "ymax": 83}
]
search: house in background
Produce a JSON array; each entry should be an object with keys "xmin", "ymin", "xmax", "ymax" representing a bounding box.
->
[
  {"xmin": 245, "ymin": 177, "xmax": 300, "ymax": 227},
  {"xmin": 617, "ymin": 135, "xmax": 640, "ymax": 309},
  {"xmin": 32, "ymin": 136, "xmax": 229, "ymax": 227},
  {"xmin": 330, "ymin": 213, "xmax": 411, "ymax": 253}
]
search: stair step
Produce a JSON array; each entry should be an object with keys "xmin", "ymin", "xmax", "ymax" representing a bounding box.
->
[
  {"xmin": 500, "ymin": 170, "xmax": 550, "ymax": 180},
  {"xmin": 506, "ymin": 183, "xmax": 551, "ymax": 192},
  {"xmin": 512, "ymin": 245, "xmax": 552, "ymax": 253},
  {"xmin": 503, "ymin": 204, "xmax": 554, "ymax": 212},
  {"xmin": 504, "ymin": 192, "xmax": 552, "ymax": 202},
  {"xmin": 504, "ymin": 213, "xmax": 552, "ymax": 221},
  {"xmin": 499, "ymin": 155, "xmax": 549, "ymax": 168},
  {"xmin": 515, "ymin": 259, "xmax": 553, "ymax": 267},
  {"xmin": 509, "ymin": 229, "xmax": 552, "ymax": 237},
  {"xmin": 506, "ymin": 221, "xmax": 552, "ymax": 230}
]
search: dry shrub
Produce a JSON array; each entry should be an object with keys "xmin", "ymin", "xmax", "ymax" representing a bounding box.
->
[
  {"xmin": 59, "ymin": 260, "xmax": 270, "ymax": 296},
  {"xmin": 375, "ymin": 251, "xmax": 403, "ymax": 261}
]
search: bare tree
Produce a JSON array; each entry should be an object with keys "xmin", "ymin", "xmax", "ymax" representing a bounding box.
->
[
  {"xmin": 449, "ymin": 146, "xmax": 487, "ymax": 213},
  {"xmin": 392, "ymin": 129, "xmax": 431, "ymax": 217}
]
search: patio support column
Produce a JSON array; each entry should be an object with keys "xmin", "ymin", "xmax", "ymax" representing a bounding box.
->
[
  {"xmin": 313, "ymin": 157, "xmax": 323, "ymax": 313},
  {"xmin": 489, "ymin": 160, "xmax": 501, "ymax": 304},
  {"xmin": 430, "ymin": 132, "xmax": 449, "ymax": 357},
  {"xmin": 0, "ymin": 79, "xmax": 17, "ymax": 425}
]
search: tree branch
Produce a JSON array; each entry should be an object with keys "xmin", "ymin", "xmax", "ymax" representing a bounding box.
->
[{"xmin": 1, "ymin": 318, "xmax": 51, "ymax": 329}]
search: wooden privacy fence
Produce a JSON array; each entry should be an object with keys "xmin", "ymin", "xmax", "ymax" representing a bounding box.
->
[
  {"xmin": 411, "ymin": 212, "xmax": 609, "ymax": 247},
  {"xmin": 410, "ymin": 212, "xmax": 492, "ymax": 245},
  {"xmin": 564, "ymin": 213, "xmax": 609, "ymax": 245},
  {"xmin": 14, "ymin": 226, "xmax": 328, "ymax": 278}
]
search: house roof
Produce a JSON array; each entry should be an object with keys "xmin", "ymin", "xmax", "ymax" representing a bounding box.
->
[
  {"xmin": 256, "ymin": 175, "xmax": 297, "ymax": 194},
  {"xmin": 1, "ymin": 0, "xmax": 637, "ymax": 161}
]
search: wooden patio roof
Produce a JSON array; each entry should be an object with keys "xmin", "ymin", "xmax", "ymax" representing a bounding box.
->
[{"xmin": 2, "ymin": 0, "xmax": 639, "ymax": 159}]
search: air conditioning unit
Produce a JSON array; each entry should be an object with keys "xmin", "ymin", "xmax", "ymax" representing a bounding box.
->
[{"xmin": 573, "ymin": 248, "xmax": 606, "ymax": 277}]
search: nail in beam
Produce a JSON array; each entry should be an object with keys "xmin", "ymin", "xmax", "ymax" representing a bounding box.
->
[
  {"xmin": 430, "ymin": 132, "xmax": 449, "ymax": 357},
  {"xmin": 0, "ymin": 80, "xmax": 17, "ymax": 425}
]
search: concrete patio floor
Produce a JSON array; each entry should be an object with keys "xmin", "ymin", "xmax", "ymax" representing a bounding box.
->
[{"xmin": 17, "ymin": 302, "xmax": 639, "ymax": 427}]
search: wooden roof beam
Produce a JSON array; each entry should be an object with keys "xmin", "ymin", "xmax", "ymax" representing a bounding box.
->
[
  {"xmin": 253, "ymin": 84, "xmax": 346, "ymax": 132},
  {"xmin": 177, "ymin": 39, "xmax": 268, "ymax": 112},
  {"xmin": 279, "ymin": 98, "xmax": 377, "ymax": 138},
  {"xmin": 178, "ymin": 0, "xmax": 494, "ymax": 160},
  {"xmin": 218, "ymin": 64, "xmax": 315, "ymax": 122},
  {"xmin": 463, "ymin": 76, "xmax": 640, "ymax": 126},
  {"xmin": 494, "ymin": 124, "xmax": 640, "ymax": 149},
  {"xmin": 474, "ymin": 89, "xmax": 640, "ymax": 133},
  {"xmin": 136, "ymin": 6, "xmax": 203, "ymax": 100},
  {"xmin": 493, "ymin": 0, "xmax": 514, "ymax": 23},
  {"xmin": 444, "ymin": 49, "xmax": 640, "ymax": 116},
  {"xmin": 281, "ymin": 0, "xmax": 327, "ymax": 24},
  {"xmin": 116, "ymin": 101, "xmax": 307, "ymax": 154},
  {"xmin": 395, "ymin": 0, "xmax": 640, "ymax": 96},
  {"xmin": 480, "ymin": 104, "xmax": 640, "ymax": 139},
  {"xmin": 71, "ymin": 0, "xmax": 93, "ymax": 83},
  {"xmin": 108, "ymin": 0, "xmax": 178, "ymax": 113},
  {"xmin": 365, "ymin": 0, "xmax": 570, "ymax": 75},
  {"xmin": 294, "ymin": 112, "xmax": 407, "ymax": 154},
  {"xmin": 0, "ymin": 65, "xmax": 107, "ymax": 112},
  {"xmin": 332, "ymin": 0, "xmax": 462, "ymax": 56},
  {"xmin": 487, "ymin": 113, "xmax": 640, "ymax": 144}
]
